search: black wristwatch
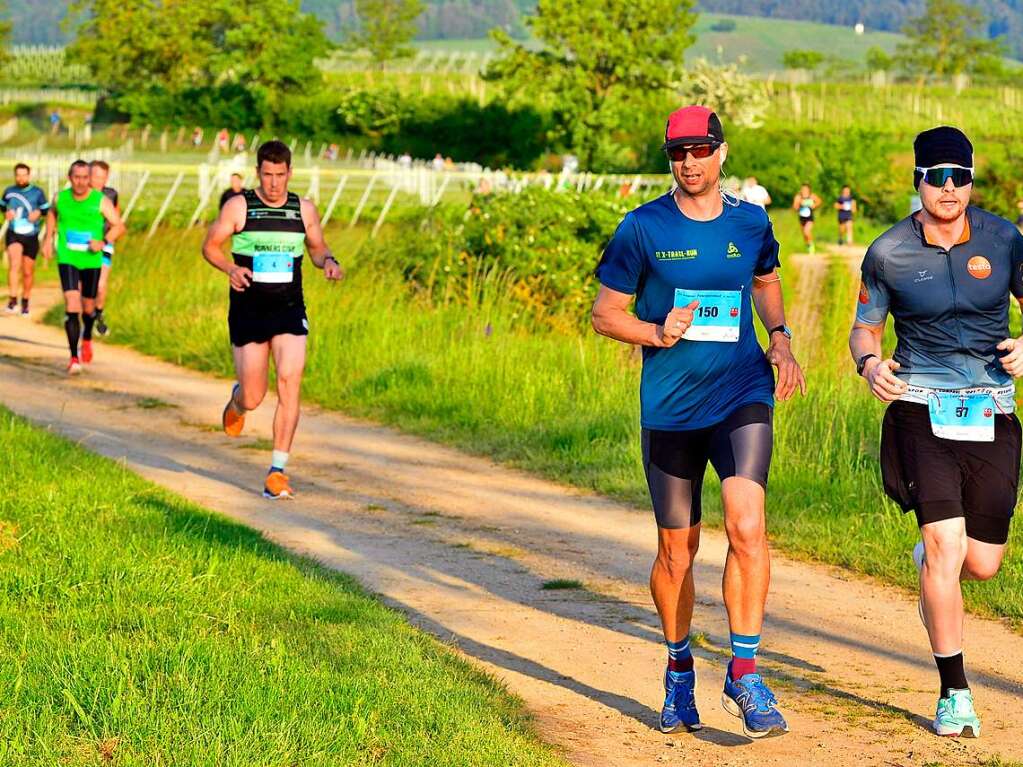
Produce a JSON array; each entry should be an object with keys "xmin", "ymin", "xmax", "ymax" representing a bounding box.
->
[
  {"xmin": 769, "ymin": 324, "xmax": 792, "ymax": 340},
  {"xmin": 856, "ymin": 353, "xmax": 878, "ymax": 377},
  {"xmin": 325, "ymin": 255, "xmax": 338, "ymax": 265}
]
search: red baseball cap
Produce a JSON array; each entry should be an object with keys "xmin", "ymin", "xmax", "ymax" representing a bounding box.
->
[{"xmin": 663, "ymin": 105, "xmax": 724, "ymax": 149}]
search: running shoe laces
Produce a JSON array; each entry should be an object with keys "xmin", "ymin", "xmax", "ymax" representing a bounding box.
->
[{"xmin": 734, "ymin": 674, "xmax": 778, "ymax": 713}]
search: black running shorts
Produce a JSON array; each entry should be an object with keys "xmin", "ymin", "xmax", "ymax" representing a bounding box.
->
[
  {"xmin": 58, "ymin": 263, "xmax": 100, "ymax": 299},
  {"xmin": 881, "ymin": 400, "xmax": 1021, "ymax": 545},
  {"xmin": 642, "ymin": 403, "xmax": 774, "ymax": 529},
  {"xmin": 228, "ymin": 302, "xmax": 308, "ymax": 347},
  {"xmin": 5, "ymin": 230, "xmax": 39, "ymax": 259}
]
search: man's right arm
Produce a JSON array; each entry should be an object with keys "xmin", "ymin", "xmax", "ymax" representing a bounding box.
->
[
  {"xmin": 202, "ymin": 195, "xmax": 250, "ymax": 291},
  {"xmin": 849, "ymin": 249, "xmax": 906, "ymax": 401},
  {"xmin": 41, "ymin": 207, "xmax": 56, "ymax": 261},
  {"xmin": 590, "ymin": 214, "xmax": 695, "ymax": 348}
]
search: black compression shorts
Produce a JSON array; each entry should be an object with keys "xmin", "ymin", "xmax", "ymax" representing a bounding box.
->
[
  {"xmin": 228, "ymin": 302, "xmax": 308, "ymax": 347},
  {"xmin": 58, "ymin": 263, "xmax": 100, "ymax": 299},
  {"xmin": 642, "ymin": 403, "xmax": 773, "ymax": 529},
  {"xmin": 881, "ymin": 400, "xmax": 1020, "ymax": 545},
  {"xmin": 5, "ymin": 230, "xmax": 39, "ymax": 258}
]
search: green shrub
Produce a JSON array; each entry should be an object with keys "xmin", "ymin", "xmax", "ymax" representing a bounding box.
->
[{"xmin": 383, "ymin": 186, "xmax": 635, "ymax": 325}]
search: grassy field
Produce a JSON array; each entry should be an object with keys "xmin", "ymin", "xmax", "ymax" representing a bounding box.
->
[
  {"xmin": 0, "ymin": 407, "xmax": 565, "ymax": 766},
  {"xmin": 688, "ymin": 14, "xmax": 901, "ymax": 72},
  {"xmin": 72, "ymin": 201, "xmax": 1023, "ymax": 630}
]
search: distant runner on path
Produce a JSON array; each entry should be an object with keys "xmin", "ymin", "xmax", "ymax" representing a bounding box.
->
[
  {"xmin": 42, "ymin": 160, "xmax": 125, "ymax": 374},
  {"xmin": 2, "ymin": 163, "xmax": 49, "ymax": 316},
  {"xmin": 850, "ymin": 126, "xmax": 1023, "ymax": 738},
  {"xmin": 792, "ymin": 184, "xmax": 821, "ymax": 254},
  {"xmin": 90, "ymin": 160, "xmax": 120, "ymax": 337},
  {"xmin": 834, "ymin": 185, "xmax": 857, "ymax": 246},
  {"xmin": 592, "ymin": 105, "xmax": 805, "ymax": 739},
  {"xmin": 202, "ymin": 140, "xmax": 344, "ymax": 500}
]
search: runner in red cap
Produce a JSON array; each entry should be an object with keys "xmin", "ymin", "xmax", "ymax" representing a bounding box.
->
[{"xmin": 592, "ymin": 104, "xmax": 804, "ymax": 737}]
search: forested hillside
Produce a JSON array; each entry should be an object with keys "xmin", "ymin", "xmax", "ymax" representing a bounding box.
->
[
  {"xmin": 5, "ymin": 0, "xmax": 1021, "ymax": 59},
  {"xmin": 699, "ymin": 0, "xmax": 1023, "ymax": 57}
]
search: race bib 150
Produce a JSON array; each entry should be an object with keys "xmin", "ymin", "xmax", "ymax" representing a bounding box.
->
[{"xmin": 673, "ymin": 288, "xmax": 741, "ymax": 343}]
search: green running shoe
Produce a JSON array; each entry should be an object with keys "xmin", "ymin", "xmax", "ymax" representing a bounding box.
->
[{"xmin": 933, "ymin": 688, "xmax": 980, "ymax": 738}]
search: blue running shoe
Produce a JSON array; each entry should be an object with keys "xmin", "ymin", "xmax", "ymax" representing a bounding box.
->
[
  {"xmin": 721, "ymin": 663, "xmax": 789, "ymax": 738},
  {"xmin": 660, "ymin": 668, "xmax": 702, "ymax": 733}
]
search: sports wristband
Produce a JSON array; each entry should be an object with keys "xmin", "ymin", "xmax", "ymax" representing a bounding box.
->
[
  {"xmin": 769, "ymin": 324, "xmax": 792, "ymax": 340},
  {"xmin": 856, "ymin": 353, "xmax": 878, "ymax": 377}
]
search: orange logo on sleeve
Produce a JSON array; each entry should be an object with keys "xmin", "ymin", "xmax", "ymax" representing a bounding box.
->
[
  {"xmin": 858, "ymin": 281, "xmax": 870, "ymax": 304},
  {"xmin": 967, "ymin": 256, "xmax": 992, "ymax": 279}
]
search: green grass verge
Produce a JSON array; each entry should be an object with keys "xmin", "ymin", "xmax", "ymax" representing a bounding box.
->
[
  {"xmin": 0, "ymin": 407, "xmax": 565, "ymax": 766},
  {"xmin": 64, "ymin": 217, "xmax": 1023, "ymax": 628}
]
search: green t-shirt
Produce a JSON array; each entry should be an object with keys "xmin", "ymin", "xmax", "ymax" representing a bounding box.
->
[{"xmin": 55, "ymin": 187, "xmax": 105, "ymax": 269}]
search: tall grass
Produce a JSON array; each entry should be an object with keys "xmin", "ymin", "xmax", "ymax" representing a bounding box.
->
[{"xmin": 87, "ymin": 214, "xmax": 1023, "ymax": 624}]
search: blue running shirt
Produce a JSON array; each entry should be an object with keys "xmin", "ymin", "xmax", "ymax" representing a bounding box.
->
[
  {"xmin": 0, "ymin": 184, "xmax": 49, "ymax": 236},
  {"xmin": 597, "ymin": 193, "xmax": 780, "ymax": 430}
]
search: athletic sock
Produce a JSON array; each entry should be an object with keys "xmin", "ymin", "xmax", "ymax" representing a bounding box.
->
[
  {"xmin": 934, "ymin": 651, "xmax": 968, "ymax": 699},
  {"xmin": 82, "ymin": 311, "xmax": 96, "ymax": 341},
  {"xmin": 666, "ymin": 636, "xmax": 694, "ymax": 675},
  {"xmin": 64, "ymin": 312, "xmax": 80, "ymax": 357},
  {"xmin": 95, "ymin": 307, "xmax": 103, "ymax": 320},
  {"xmin": 20, "ymin": 298, "xmax": 28, "ymax": 311},
  {"xmin": 729, "ymin": 632, "xmax": 761, "ymax": 680},
  {"xmin": 270, "ymin": 450, "xmax": 289, "ymax": 474}
]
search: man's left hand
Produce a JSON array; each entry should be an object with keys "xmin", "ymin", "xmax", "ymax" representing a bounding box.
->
[
  {"xmin": 324, "ymin": 257, "xmax": 344, "ymax": 282},
  {"xmin": 767, "ymin": 336, "xmax": 807, "ymax": 401},
  {"xmin": 997, "ymin": 337, "xmax": 1023, "ymax": 377}
]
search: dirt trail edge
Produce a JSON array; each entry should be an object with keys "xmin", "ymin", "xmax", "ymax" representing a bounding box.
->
[{"xmin": 3, "ymin": 290, "xmax": 1022, "ymax": 767}]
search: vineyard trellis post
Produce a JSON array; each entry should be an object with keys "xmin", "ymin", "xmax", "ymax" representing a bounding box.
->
[{"xmin": 146, "ymin": 171, "xmax": 185, "ymax": 240}]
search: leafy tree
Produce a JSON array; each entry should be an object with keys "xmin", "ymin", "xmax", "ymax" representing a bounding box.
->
[
  {"xmin": 865, "ymin": 45, "xmax": 893, "ymax": 72},
  {"xmin": 781, "ymin": 49, "xmax": 824, "ymax": 70},
  {"xmin": 349, "ymin": 0, "xmax": 425, "ymax": 64},
  {"xmin": 67, "ymin": 0, "xmax": 329, "ymax": 123},
  {"xmin": 0, "ymin": 2, "xmax": 10, "ymax": 68},
  {"xmin": 895, "ymin": 0, "xmax": 1005, "ymax": 77},
  {"xmin": 485, "ymin": 0, "xmax": 698, "ymax": 171}
]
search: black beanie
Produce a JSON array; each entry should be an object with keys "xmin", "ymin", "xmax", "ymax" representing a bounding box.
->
[{"xmin": 914, "ymin": 126, "xmax": 973, "ymax": 169}]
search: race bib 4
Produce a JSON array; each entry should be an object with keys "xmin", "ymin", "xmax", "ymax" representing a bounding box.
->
[{"xmin": 252, "ymin": 253, "xmax": 295, "ymax": 284}]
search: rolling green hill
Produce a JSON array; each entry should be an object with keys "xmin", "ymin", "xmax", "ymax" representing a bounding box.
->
[
  {"xmin": 688, "ymin": 13, "xmax": 902, "ymax": 70},
  {"xmin": 409, "ymin": 13, "xmax": 904, "ymax": 73}
]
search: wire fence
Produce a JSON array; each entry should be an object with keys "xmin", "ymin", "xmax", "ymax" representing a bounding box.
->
[{"xmin": 0, "ymin": 150, "xmax": 665, "ymax": 239}]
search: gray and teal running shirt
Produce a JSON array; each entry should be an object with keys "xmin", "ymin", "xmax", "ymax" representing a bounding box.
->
[
  {"xmin": 230, "ymin": 189, "xmax": 306, "ymax": 310},
  {"xmin": 857, "ymin": 206, "xmax": 1023, "ymax": 410},
  {"xmin": 0, "ymin": 183, "xmax": 49, "ymax": 236}
]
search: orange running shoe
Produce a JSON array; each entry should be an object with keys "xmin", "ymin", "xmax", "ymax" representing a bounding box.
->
[
  {"xmin": 222, "ymin": 383, "xmax": 245, "ymax": 437},
  {"xmin": 67, "ymin": 356, "xmax": 82, "ymax": 376},
  {"xmin": 81, "ymin": 340, "xmax": 93, "ymax": 364},
  {"xmin": 263, "ymin": 471, "xmax": 294, "ymax": 500}
]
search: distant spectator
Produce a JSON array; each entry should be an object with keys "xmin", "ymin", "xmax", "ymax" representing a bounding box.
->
[
  {"xmin": 217, "ymin": 129, "xmax": 230, "ymax": 152},
  {"xmin": 49, "ymin": 111, "xmax": 60, "ymax": 135},
  {"xmin": 398, "ymin": 151, "xmax": 412, "ymax": 168},
  {"xmin": 432, "ymin": 153, "xmax": 445, "ymax": 172},
  {"xmin": 740, "ymin": 176, "xmax": 771, "ymax": 208},
  {"xmin": 219, "ymin": 173, "xmax": 245, "ymax": 210},
  {"xmin": 325, "ymin": 143, "xmax": 339, "ymax": 161},
  {"xmin": 232, "ymin": 133, "xmax": 247, "ymax": 152},
  {"xmin": 444, "ymin": 156, "xmax": 455, "ymax": 171},
  {"xmin": 191, "ymin": 127, "xmax": 204, "ymax": 147}
]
